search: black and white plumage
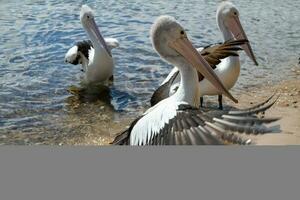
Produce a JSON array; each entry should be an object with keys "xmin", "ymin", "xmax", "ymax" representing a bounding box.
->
[
  {"xmin": 65, "ymin": 40, "xmax": 93, "ymax": 66},
  {"xmin": 150, "ymin": 39, "xmax": 246, "ymax": 106},
  {"xmin": 112, "ymin": 96, "xmax": 279, "ymax": 145},
  {"xmin": 151, "ymin": 1, "xmax": 258, "ymax": 109},
  {"xmin": 65, "ymin": 39, "xmax": 119, "ymax": 73},
  {"xmin": 111, "ymin": 16, "xmax": 279, "ymax": 146},
  {"xmin": 64, "ymin": 5, "xmax": 119, "ymax": 84}
]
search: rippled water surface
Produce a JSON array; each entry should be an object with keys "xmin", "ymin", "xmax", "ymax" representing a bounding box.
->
[{"xmin": 0, "ymin": 0, "xmax": 299, "ymax": 144}]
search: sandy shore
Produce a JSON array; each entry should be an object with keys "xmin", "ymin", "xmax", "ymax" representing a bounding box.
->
[
  {"xmin": 64, "ymin": 78, "xmax": 300, "ymax": 146},
  {"xmin": 2, "ymin": 81, "xmax": 298, "ymax": 145},
  {"xmin": 227, "ymin": 79, "xmax": 300, "ymax": 145},
  {"xmin": 62, "ymin": 60, "xmax": 300, "ymax": 145}
]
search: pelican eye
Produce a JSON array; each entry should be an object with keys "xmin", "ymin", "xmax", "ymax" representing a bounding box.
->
[
  {"xmin": 180, "ymin": 30, "xmax": 185, "ymax": 35},
  {"xmin": 233, "ymin": 12, "xmax": 237, "ymax": 15},
  {"xmin": 87, "ymin": 15, "xmax": 90, "ymax": 19}
]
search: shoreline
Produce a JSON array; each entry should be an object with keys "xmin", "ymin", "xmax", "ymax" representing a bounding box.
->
[
  {"xmin": 65, "ymin": 78, "xmax": 300, "ymax": 146},
  {"xmin": 1, "ymin": 79, "xmax": 299, "ymax": 146},
  {"xmin": 227, "ymin": 79, "xmax": 300, "ymax": 145}
]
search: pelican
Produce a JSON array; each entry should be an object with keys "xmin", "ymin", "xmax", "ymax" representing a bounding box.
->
[
  {"xmin": 111, "ymin": 16, "xmax": 278, "ymax": 145},
  {"xmin": 151, "ymin": 1, "xmax": 258, "ymax": 109},
  {"xmin": 65, "ymin": 5, "xmax": 119, "ymax": 84}
]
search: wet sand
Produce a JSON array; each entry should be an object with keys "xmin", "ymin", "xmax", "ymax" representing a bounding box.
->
[
  {"xmin": 227, "ymin": 79, "xmax": 300, "ymax": 145},
  {"xmin": 2, "ymin": 79, "xmax": 299, "ymax": 146},
  {"xmin": 63, "ymin": 56, "xmax": 300, "ymax": 146},
  {"xmin": 1, "ymin": 78, "xmax": 299, "ymax": 146},
  {"xmin": 65, "ymin": 77, "xmax": 300, "ymax": 146}
]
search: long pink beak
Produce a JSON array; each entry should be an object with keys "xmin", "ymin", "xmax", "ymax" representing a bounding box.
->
[
  {"xmin": 84, "ymin": 15, "xmax": 112, "ymax": 57},
  {"xmin": 226, "ymin": 16, "xmax": 258, "ymax": 66},
  {"xmin": 169, "ymin": 37, "xmax": 238, "ymax": 103}
]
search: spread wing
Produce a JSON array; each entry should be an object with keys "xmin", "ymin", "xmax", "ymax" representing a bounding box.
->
[
  {"xmin": 200, "ymin": 39, "xmax": 246, "ymax": 68},
  {"xmin": 111, "ymin": 117, "xmax": 141, "ymax": 145},
  {"xmin": 112, "ymin": 95, "xmax": 280, "ymax": 145},
  {"xmin": 197, "ymin": 39, "xmax": 247, "ymax": 81}
]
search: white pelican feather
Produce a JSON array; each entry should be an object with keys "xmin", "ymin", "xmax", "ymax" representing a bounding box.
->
[
  {"xmin": 65, "ymin": 5, "xmax": 119, "ymax": 84},
  {"xmin": 152, "ymin": 1, "xmax": 258, "ymax": 109},
  {"xmin": 112, "ymin": 16, "xmax": 279, "ymax": 146}
]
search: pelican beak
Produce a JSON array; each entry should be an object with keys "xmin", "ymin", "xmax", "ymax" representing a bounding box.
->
[
  {"xmin": 87, "ymin": 17, "xmax": 112, "ymax": 57},
  {"xmin": 169, "ymin": 37, "xmax": 238, "ymax": 103},
  {"xmin": 226, "ymin": 16, "xmax": 258, "ymax": 65}
]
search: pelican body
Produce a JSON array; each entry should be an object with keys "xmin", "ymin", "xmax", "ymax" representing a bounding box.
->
[
  {"xmin": 152, "ymin": 1, "xmax": 258, "ymax": 109},
  {"xmin": 65, "ymin": 5, "xmax": 119, "ymax": 84},
  {"xmin": 112, "ymin": 16, "xmax": 278, "ymax": 146}
]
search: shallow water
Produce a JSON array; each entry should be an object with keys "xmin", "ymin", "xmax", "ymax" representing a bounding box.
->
[{"xmin": 0, "ymin": 0, "xmax": 299, "ymax": 144}]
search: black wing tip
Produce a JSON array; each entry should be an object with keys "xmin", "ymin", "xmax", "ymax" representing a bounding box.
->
[
  {"xmin": 110, "ymin": 131, "xmax": 129, "ymax": 145},
  {"xmin": 229, "ymin": 93, "xmax": 280, "ymax": 115},
  {"xmin": 110, "ymin": 127, "xmax": 132, "ymax": 145},
  {"xmin": 206, "ymin": 93, "xmax": 281, "ymax": 138}
]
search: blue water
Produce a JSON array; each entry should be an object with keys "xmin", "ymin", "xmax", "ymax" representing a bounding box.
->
[{"xmin": 0, "ymin": 0, "xmax": 299, "ymax": 144}]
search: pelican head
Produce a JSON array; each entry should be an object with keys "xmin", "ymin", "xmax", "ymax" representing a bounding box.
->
[
  {"xmin": 217, "ymin": 1, "xmax": 258, "ymax": 65},
  {"xmin": 151, "ymin": 15, "xmax": 238, "ymax": 103},
  {"xmin": 151, "ymin": 16, "xmax": 186, "ymax": 65},
  {"xmin": 80, "ymin": 5, "xmax": 111, "ymax": 57}
]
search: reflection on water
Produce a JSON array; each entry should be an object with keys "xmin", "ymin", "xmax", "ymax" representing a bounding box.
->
[
  {"xmin": 0, "ymin": 0, "xmax": 299, "ymax": 144},
  {"xmin": 66, "ymin": 84, "xmax": 113, "ymax": 107}
]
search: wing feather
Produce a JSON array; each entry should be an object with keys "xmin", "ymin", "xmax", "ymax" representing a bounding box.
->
[
  {"xmin": 112, "ymin": 95, "xmax": 279, "ymax": 145},
  {"xmin": 104, "ymin": 37, "xmax": 120, "ymax": 50},
  {"xmin": 150, "ymin": 70, "xmax": 179, "ymax": 106}
]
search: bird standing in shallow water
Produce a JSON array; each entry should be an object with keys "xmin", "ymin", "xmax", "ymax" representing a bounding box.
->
[
  {"xmin": 111, "ymin": 16, "xmax": 279, "ymax": 146},
  {"xmin": 65, "ymin": 5, "xmax": 119, "ymax": 85},
  {"xmin": 151, "ymin": 1, "xmax": 258, "ymax": 110}
]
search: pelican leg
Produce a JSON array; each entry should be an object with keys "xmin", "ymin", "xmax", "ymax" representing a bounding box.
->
[
  {"xmin": 218, "ymin": 95, "xmax": 223, "ymax": 110},
  {"xmin": 200, "ymin": 97, "xmax": 204, "ymax": 107}
]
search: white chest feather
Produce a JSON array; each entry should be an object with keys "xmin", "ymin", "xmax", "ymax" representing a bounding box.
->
[
  {"xmin": 198, "ymin": 56, "xmax": 240, "ymax": 95},
  {"xmin": 166, "ymin": 56, "xmax": 241, "ymax": 96},
  {"xmin": 84, "ymin": 48, "xmax": 114, "ymax": 84}
]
